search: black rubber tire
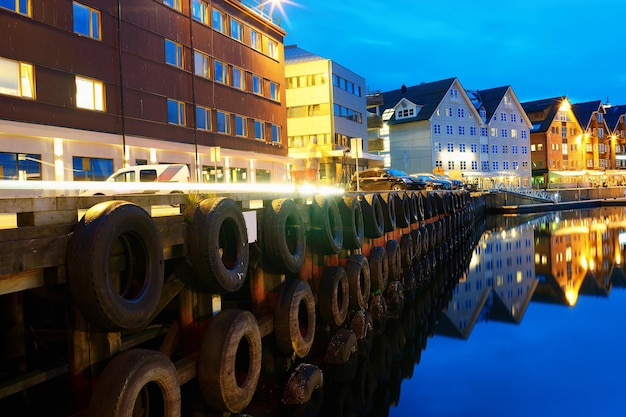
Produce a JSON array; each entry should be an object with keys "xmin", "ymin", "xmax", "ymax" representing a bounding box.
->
[
  {"xmin": 411, "ymin": 228, "xmax": 423, "ymax": 259},
  {"xmin": 378, "ymin": 193, "xmax": 397, "ymax": 232},
  {"xmin": 88, "ymin": 349, "xmax": 180, "ymax": 417},
  {"xmin": 361, "ymin": 193, "xmax": 384, "ymax": 238},
  {"xmin": 409, "ymin": 191, "xmax": 421, "ymax": 223},
  {"xmin": 189, "ymin": 197, "xmax": 249, "ymax": 294},
  {"xmin": 337, "ymin": 196, "xmax": 364, "ymax": 249},
  {"xmin": 262, "ymin": 198, "xmax": 306, "ymax": 274},
  {"xmin": 311, "ymin": 194, "xmax": 343, "ymax": 254},
  {"xmin": 349, "ymin": 310, "xmax": 374, "ymax": 358},
  {"xmin": 400, "ymin": 233, "xmax": 413, "ymax": 268},
  {"xmin": 274, "ymin": 279, "xmax": 316, "ymax": 357},
  {"xmin": 368, "ymin": 292, "xmax": 387, "ymax": 335},
  {"xmin": 368, "ymin": 246, "xmax": 388, "ymax": 292},
  {"xmin": 346, "ymin": 254, "xmax": 371, "ymax": 311},
  {"xmin": 67, "ymin": 201, "xmax": 164, "ymax": 331},
  {"xmin": 282, "ymin": 363, "xmax": 324, "ymax": 406},
  {"xmin": 393, "ymin": 192, "xmax": 411, "ymax": 228},
  {"xmin": 419, "ymin": 225, "xmax": 429, "ymax": 255},
  {"xmin": 324, "ymin": 328, "xmax": 359, "ymax": 383},
  {"xmin": 318, "ymin": 266, "xmax": 350, "ymax": 327},
  {"xmin": 198, "ymin": 309, "xmax": 262, "ymax": 413},
  {"xmin": 422, "ymin": 191, "xmax": 433, "ymax": 219},
  {"xmin": 385, "ymin": 280, "xmax": 405, "ymax": 319},
  {"xmin": 386, "ymin": 239, "xmax": 401, "ymax": 282}
]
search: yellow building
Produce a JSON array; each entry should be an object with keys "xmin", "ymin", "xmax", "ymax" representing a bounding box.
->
[{"xmin": 284, "ymin": 45, "xmax": 381, "ymax": 186}]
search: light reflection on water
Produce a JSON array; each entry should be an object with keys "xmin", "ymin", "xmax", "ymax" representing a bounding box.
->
[{"xmin": 391, "ymin": 207, "xmax": 626, "ymax": 417}]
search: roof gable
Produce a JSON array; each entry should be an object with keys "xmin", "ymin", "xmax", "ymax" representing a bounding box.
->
[
  {"xmin": 604, "ymin": 105, "xmax": 626, "ymax": 130},
  {"xmin": 521, "ymin": 97, "xmax": 568, "ymax": 133},
  {"xmin": 380, "ymin": 78, "xmax": 458, "ymax": 123},
  {"xmin": 571, "ymin": 100, "xmax": 602, "ymax": 130}
]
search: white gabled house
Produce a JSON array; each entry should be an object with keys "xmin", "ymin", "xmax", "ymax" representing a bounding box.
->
[{"xmin": 367, "ymin": 78, "xmax": 532, "ymax": 189}]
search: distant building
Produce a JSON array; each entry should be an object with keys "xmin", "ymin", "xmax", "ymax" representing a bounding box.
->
[
  {"xmin": 367, "ymin": 78, "xmax": 531, "ymax": 189},
  {"xmin": 521, "ymin": 97, "xmax": 585, "ymax": 187},
  {"xmin": 571, "ymin": 100, "xmax": 611, "ymax": 171},
  {"xmin": 284, "ymin": 45, "xmax": 381, "ymax": 186},
  {"xmin": 0, "ymin": 0, "xmax": 289, "ymax": 194},
  {"xmin": 603, "ymin": 104, "xmax": 626, "ymax": 170}
]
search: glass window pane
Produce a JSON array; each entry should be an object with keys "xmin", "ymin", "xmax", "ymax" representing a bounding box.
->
[
  {"xmin": 76, "ymin": 77, "xmax": 94, "ymax": 109},
  {"xmin": 0, "ymin": 58, "xmax": 19, "ymax": 95},
  {"xmin": 168, "ymin": 99, "xmax": 179, "ymax": 124},
  {"xmin": 73, "ymin": 2, "xmax": 90, "ymax": 36}
]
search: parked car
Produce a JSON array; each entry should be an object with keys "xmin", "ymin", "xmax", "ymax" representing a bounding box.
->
[
  {"xmin": 351, "ymin": 168, "xmax": 427, "ymax": 191},
  {"xmin": 79, "ymin": 164, "xmax": 191, "ymax": 196},
  {"xmin": 433, "ymin": 174, "xmax": 464, "ymax": 189},
  {"xmin": 410, "ymin": 173, "xmax": 452, "ymax": 190}
]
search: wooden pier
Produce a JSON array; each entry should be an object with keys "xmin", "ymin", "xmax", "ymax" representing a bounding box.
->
[{"xmin": 0, "ymin": 190, "xmax": 485, "ymax": 416}]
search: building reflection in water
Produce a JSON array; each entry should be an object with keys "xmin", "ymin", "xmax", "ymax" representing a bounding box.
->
[
  {"xmin": 436, "ymin": 207, "xmax": 626, "ymax": 340},
  {"xmin": 436, "ymin": 220, "xmax": 537, "ymax": 338}
]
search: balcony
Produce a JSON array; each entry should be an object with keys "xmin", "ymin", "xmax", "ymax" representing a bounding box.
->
[{"xmin": 367, "ymin": 114, "xmax": 383, "ymax": 129}]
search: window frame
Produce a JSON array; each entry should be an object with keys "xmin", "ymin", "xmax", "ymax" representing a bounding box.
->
[
  {"xmin": 163, "ymin": 0, "xmax": 181, "ymax": 11},
  {"xmin": 234, "ymin": 114, "xmax": 247, "ymax": 137},
  {"xmin": 167, "ymin": 98, "xmax": 185, "ymax": 126},
  {"xmin": 216, "ymin": 110, "xmax": 230, "ymax": 134},
  {"xmin": 212, "ymin": 8, "xmax": 228, "ymax": 35},
  {"xmin": 214, "ymin": 59, "xmax": 228, "ymax": 84},
  {"xmin": 73, "ymin": 2, "xmax": 101, "ymax": 40},
  {"xmin": 196, "ymin": 105, "xmax": 211, "ymax": 130},
  {"xmin": 193, "ymin": 50, "xmax": 210, "ymax": 78},
  {"xmin": 0, "ymin": 0, "xmax": 30, "ymax": 16},
  {"xmin": 191, "ymin": 0, "xmax": 209, "ymax": 24},
  {"xmin": 165, "ymin": 39, "xmax": 184, "ymax": 68},
  {"xmin": 0, "ymin": 57, "xmax": 35, "ymax": 99},
  {"xmin": 75, "ymin": 75, "xmax": 105, "ymax": 111}
]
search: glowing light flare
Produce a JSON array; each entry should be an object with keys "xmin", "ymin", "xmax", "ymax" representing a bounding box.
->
[
  {"xmin": 565, "ymin": 288, "xmax": 578, "ymax": 306},
  {"xmin": 0, "ymin": 180, "xmax": 345, "ymax": 197}
]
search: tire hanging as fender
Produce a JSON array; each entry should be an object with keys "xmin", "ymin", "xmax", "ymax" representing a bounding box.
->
[
  {"xmin": 368, "ymin": 246, "xmax": 388, "ymax": 292},
  {"xmin": 274, "ymin": 279, "xmax": 316, "ymax": 358},
  {"xmin": 261, "ymin": 198, "xmax": 306, "ymax": 274},
  {"xmin": 67, "ymin": 201, "xmax": 164, "ymax": 331},
  {"xmin": 88, "ymin": 349, "xmax": 180, "ymax": 417},
  {"xmin": 189, "ymin": 197, "xmax": 249, "ymax": 294},
  {"xmin": 346, "ymin": 254, "xmax": 371, "ymax": 311},
  {"xmin": 198, "ymin": 309, "xmax": 262, "ymax": 413},
  {"xmin": 361, "ymin": 193, "xmax": 384, "ymax": 238},
  {"xmin": 337, "ymin": 196, "xmax": 364, "ymax": 249},
  {"xmin": 318, "ymin": 266, "xmax": 350, "ymax": 328},
  {"xmin": 311, "ymin": 194, "xmax": 343, "ymax": 255}
]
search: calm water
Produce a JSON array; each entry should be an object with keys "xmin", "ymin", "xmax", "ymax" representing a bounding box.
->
[{"xmin": 390, "ymin": 207, "xmax": 626, "ymax": 417}]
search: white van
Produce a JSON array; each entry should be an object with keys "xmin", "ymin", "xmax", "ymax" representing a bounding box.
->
[{"xmin": 80, "ymin": 164, "xmax": 191, "ymax": 196}]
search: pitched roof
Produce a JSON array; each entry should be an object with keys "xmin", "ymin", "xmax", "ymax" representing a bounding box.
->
[
  {"xmin": 571, "ymin": 100, "xmax": 602, "ymax": 130},
  {"xmin": 380, "ymin": 78, "xmax": 457, "ymax": 123},
  {"xmin": 521, "ymin": 97, "xmax": 566, "ymax": 133},
  {"xmin": 604, "ymin": 105, "xmax": 626, "ymax": 131},
  {"xmin": 474, "ymin": 86, "xmax": 511, "ymax": 121},
  {"xmin": 284, "ymin": 45, "xmax": 326, "ymax": 63}
]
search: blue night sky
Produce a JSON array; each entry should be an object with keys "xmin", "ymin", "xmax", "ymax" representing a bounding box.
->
[
  {"xmin": 390, "ymin": 290, "xmax": 626, "ymax": 417},
  {"xmin": 278, "ymin": 0, "xmax": 626, "ymax": 106}
]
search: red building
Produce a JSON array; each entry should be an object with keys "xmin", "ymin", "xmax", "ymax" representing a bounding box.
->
[{"xmin": 0, "ymin": 0, "xmax": 289, "ymax": 194}]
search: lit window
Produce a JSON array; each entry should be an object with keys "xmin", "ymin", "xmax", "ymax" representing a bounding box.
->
[
  {"xmin": 212, "ymin": 9, "xmax": 227, "ymax": 34},
  {"xmin": 191, "ymin": 0, "xmax": 209, "ymax": 24},
  {"xmin": 0, "ymin": 57, "xmax": 35, "ymax": 99},
  {"xmin": 196, "ymin": 106, "xmax": 211, "ymax": 130},
  {"xmin": 232, "ymin": 67, "xmax": 245, "ymax": 90},
  {"xmin": 193, "ymin": 50, "xmax": 210, "ymax": 78},
  {"xmin": 254, "ymin": 120, "xmax": 265, "ymax": 140},
  {"xmin": 167, "ymin": 98, "xmax": 185, "ymax": 125},
  {"xmin": 165, "ymin": 39, "xmax": 184, "ymax": 68},
  {"xmin": 163, "ymin": 0, "xmax": 181, "ymax": 11},
  {"xmin": 269, "ymin": 81, "xmax": 279, "ymax": 101},
  {"xmin": 214, "ymin": 60, "xmax": 227, "ymax": 84},
  {"xmin": 0, "ymin": 0, "xmax": 30, "ymax": 16},
  {"xmin": 231, "ymin": 18, "xmax": 243, "ymax": 42},
  {"xmin": 76, "ymin": 76, "xmax": 104, "ymax": 111},
  {"xmin": 252, "ymin": 74, "xmax": 263, "ymax": 95},
  {"xmin": 73, "ymin": 2, "xmax": 101, "ymax": 40},
  {"xmin": 235, "ymin": 114, "xmax": 247, "ymax": 137},
  {"xmin": 216, "ymin": 111, "xmax": 230, "ymax": 133}
]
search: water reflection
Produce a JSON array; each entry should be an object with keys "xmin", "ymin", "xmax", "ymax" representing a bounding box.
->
[{"xmin": 232, "ymin": 208, "xmax": 626, "ymax": 417}]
